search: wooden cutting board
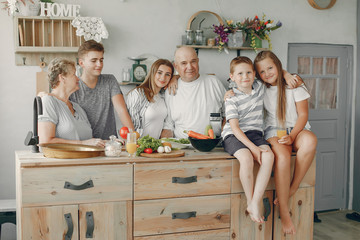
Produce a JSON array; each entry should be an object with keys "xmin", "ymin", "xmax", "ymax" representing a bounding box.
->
[
  {"xmin": 140, "ymin": 150, "xmax": 185, "ymax": 158},
  {"xmin": 36, "ymin": 62, "xmax": 49, "ymax": 95}
]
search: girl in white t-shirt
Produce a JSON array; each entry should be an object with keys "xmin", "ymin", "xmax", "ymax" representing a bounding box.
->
[{"xmin": 254, "ymin": 51, "xmax": 317, "ymax": 235}]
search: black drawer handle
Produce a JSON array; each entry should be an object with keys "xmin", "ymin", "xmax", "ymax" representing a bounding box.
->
[
  {"xmin": 64, "ymin": 180, "xmax": 94, "ymax": 190},
  {"xmin": 64, "ymin": 213, "xmax": 73, "ymax": 240},
  {"xmin": 86, "ymin": 211, "xmax": 94, "ymax": 238},
  {"xmin": 172, "ymin": 211, "xmax": 197, "ymax": 219},
  {"xmin": 263, "ymin": 197, "xmax": 271, "ymax": 221},
  {"xmin": 172, "ymin": 176, "xmax": 197, "ymax": 184}
]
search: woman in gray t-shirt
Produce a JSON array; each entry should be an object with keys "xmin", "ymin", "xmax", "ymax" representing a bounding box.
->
[{"xmin": 38, "ymin": 58, "xmax": 105, "ymax": 147}]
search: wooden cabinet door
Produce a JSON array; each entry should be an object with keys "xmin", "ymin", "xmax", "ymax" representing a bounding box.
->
[
  {"xmin": 273, "ymin": 187, "xmax": 315, "ymax": 240},
  {"xmin": 22, "ymin": 205, "xmax": 79, "ymax": 240},
  {"xmin": 230, "ymin": 191, "xmax": 273, "ymax": 240},
  {"xmin": 79, "ymin": 201, "xmax": 132, "ymax": 240}
]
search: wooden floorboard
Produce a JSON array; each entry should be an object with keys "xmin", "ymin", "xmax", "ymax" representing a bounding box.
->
[{"xmin": 313, "ymin": 210, "xmax": 360, "ymax": 240}]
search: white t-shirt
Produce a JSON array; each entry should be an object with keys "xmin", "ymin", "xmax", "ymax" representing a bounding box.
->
[
  {"xmin": 164, "ymin": 74, "xmax": 226, "ymax": 138},
  {"xmin": 264, "ymin": 84, "xmax": 311, "ymax": 130},
  {"xmin": 142, "ymin": 94, "xmax": 167, "ymax": 139}
]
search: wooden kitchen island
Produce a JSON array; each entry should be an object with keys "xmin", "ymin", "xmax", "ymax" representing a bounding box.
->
[{"xmin": 15, "ymin": 148, "xmax": 315, "ymax": 240}]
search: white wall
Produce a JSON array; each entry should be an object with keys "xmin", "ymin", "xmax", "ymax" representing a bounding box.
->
[
  {"xmin": 0, "ymin": 0, "xmax": 356, "ymax": 198},
  {"xmin": 0, "ymin": 0, "xmax": 356, "ymax": 238}
]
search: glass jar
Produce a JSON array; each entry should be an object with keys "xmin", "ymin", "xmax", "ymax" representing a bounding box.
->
[
  {"xmin": 185, "ymin": 30, "xmax": 194, "ymax": 45},
  {"xmin": 105, "ymin": 135, "xmax": 122, "ymax": 157},
  {"xmin": 195, "ymin": 30, "xmax": 204, "ymax": 45},
  {"xmin": 233, "ymin": 30, "xmax": 244, "ymax": 47}
]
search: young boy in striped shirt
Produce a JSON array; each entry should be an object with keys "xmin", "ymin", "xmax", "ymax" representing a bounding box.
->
[{"xmin": 222, "ymin": 56, "xmax": 274, "ymax": 223}]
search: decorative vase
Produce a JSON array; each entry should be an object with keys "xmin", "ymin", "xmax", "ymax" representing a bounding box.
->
[
  {"xmin": 243, "ymin": 35, "xmax": 263, "ymax": 48},
  {"xmin": 227, "ymin": 30, "xmax": 244, "ymax": 48},
  {"xmin": 17, "ymin": 0, "xmax": 41, "ymax": 16}
]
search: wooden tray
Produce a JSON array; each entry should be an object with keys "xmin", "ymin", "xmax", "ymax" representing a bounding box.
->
[
  {"xmin": 39, "ymin": 143, "xmax": 104, "ymax": 159},
  {"xmin": 140, "ymin": 150, "xmax": 185, "ymax": 158}
]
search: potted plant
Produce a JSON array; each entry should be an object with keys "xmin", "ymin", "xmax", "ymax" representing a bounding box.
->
[{"xmin": 239, "ymin": 14, "xmax": 282, "ymax": 51}]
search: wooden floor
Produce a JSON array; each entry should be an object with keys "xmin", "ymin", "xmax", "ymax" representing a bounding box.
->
[{"xmin": 314, "ymin": 210, "xmax": 360, "ymax": 240}]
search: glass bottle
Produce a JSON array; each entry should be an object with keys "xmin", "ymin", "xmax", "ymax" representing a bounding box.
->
[{"xmin": 105, "ymin": 135, "xmax": 122, "ymax": 157}]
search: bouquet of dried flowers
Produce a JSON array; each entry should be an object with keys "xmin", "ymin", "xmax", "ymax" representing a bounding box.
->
[{"xmin": 239, "ymin": 14, "xmax": 282, "ymax": 51}]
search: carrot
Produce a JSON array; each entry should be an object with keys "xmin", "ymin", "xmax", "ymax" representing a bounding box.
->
[
  {"xmin": 208, "ymin": 129, "xmax": 214, "ymax": 139},
  {"xmin": 184, "ymin": 130, "xmax": 210, "ymax": 139}
]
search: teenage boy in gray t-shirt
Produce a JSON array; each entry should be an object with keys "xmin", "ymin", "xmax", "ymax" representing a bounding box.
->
[{"xmin": 70, "ymin": 40, "xmax": 134, "ymax": 140}]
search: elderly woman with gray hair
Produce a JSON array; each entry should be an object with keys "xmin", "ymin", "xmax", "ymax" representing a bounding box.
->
[{"xmin": 38, "ymin": 58, "xmax": 105, "ymax": 147}]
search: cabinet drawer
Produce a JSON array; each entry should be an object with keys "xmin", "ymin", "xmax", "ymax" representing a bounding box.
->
[
  {"xmin": 134, "ymin": 160, "xmax": 231, "ymax": 200},
  {"xmin": 134, "ymin": 228, "xmax": 230, "ymax": 240},
  {"xmin": 21, "ymin": 164, "xmax": 132, "ymax": 206},
  {"xmin": 134, "ymin": 195, "xmax": 231, "ymax": 236}
]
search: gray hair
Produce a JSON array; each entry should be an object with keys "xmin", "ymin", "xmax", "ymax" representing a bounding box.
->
[{"xmin": 47, "ymin": 58, "xmax": 75, "ymax": 89}]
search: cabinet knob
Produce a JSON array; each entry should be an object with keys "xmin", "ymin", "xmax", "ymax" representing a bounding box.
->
[
  {"xmin": 298, "ymin": 200, "xmax": 303, "ymax": 206},
  {"xmin": 259, "ymin": 225, "xmax": 263, "ymax": 231}
]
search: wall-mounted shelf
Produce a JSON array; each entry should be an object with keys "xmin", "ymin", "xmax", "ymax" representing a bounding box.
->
[
  {"xmin": 14, "ymin": 16, "xmax": 84, "ymax": 66},
  {"xmin": 176, "ymin": 45, "xmax": 267, "ymax": 56}
]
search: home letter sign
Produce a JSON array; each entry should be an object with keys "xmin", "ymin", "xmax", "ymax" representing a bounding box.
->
[{"xmin": 40, "ymin": 3, "xmax": 80, "ymax": 17}]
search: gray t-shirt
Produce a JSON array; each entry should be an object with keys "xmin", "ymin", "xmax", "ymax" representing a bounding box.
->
[
  {"xmin": 69, "ymin": 74, "xmax": 122, "ymax": 140},
  {"xmin": 38, "ymin": 95, "xmax": 93, "ymax": 141}
]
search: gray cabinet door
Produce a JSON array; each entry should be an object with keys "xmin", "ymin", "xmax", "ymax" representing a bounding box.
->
[{"xmin": 288, "ymin": 44, "xmax": 352, "ymax": 211}]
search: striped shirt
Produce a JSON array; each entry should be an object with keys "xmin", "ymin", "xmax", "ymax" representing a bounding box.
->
[
  {"xmin": 221, "ymin": 79, "xmax": 265, "ymax": 139},
  {"xmin": 126, "ymin": 88, "xmax": 150, "ymax": 132}
]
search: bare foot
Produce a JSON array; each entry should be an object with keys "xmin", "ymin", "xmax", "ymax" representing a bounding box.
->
[
  {"xmin": 247, "ymin": 202, "xmax": 264, "ymax": 223},
  {"xmin": 281, "ymin": 213, "xmax": 296, "ymax": 235},
  {"xmin": 274, "ymin": 198, "xmax": 279, "ymax": 205}
]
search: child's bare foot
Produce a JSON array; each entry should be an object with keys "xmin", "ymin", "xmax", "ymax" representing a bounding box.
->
[
  {"xmin": 247, "ymin": 202, "xmax": 264, "ymax": 223},
  {"xmin": 281, "ymin": 213, "xmax": 296, "ymax": 235},
  {"xmin": 274, "ymin": 198, "xmax": 279, "ymax": 205}
]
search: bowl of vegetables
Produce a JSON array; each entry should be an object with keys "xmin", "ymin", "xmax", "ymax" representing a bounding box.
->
[
  {"xmin": 188, "ymin": 136, "xmax": 222, "ymax": 152},
  {"xmin": 185, "ymin": 130, "xmax": 222, "ymax": 152}
]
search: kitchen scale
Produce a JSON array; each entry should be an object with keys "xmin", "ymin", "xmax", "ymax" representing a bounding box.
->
[{"xmin": 128, "ymin": 57, "xmax": 147, "ymax": 82}]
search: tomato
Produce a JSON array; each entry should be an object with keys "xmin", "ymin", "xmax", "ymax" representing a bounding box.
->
[
  {"xmin": 119, "ymin": 127, "xmax": 129, "ymax": 139},
  {"xmin": 144, "ymin": 148, "xmax": 153, "ymax": 154}
]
